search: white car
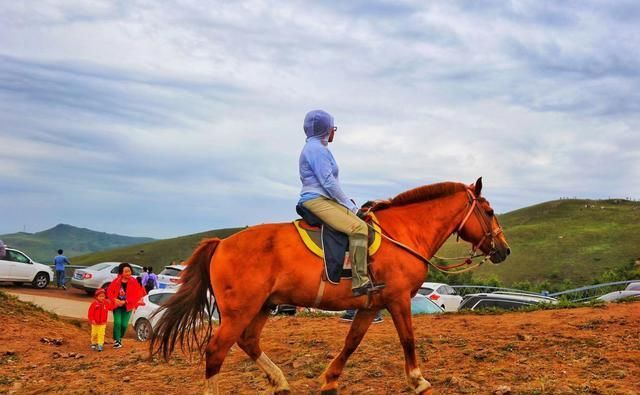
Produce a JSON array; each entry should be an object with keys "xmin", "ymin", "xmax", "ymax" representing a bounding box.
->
[
  {"xmin": 70, "ymin": 262, "xmax": 143, "ymax": 294},
  {"xmin": 418, "ymin": 282, "xmax": 463, "ymax": 312},
  {"xmin": 0, "ymin": 248, "xmax": 55, "ymax": 289},
  {"xmin": 132, "ymin": 287, "xmax": 218, "ymax": 341},
  {"xmin": 156, "ymin": 264, "xmax": 185, "ymax": 289}
]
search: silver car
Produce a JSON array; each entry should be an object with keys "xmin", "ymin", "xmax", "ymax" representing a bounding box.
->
[{"xmin": 70, "ymin": 262, "xmax": 143, "ymax": 294}]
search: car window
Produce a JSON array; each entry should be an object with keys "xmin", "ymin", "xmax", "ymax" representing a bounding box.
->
[
  {"xmin": 446, "ymin": 286, "xmax": 457, "ymax": 295},
  {"xmin": 132, "ymin": 266, "xmax": 142, "ymax": 275},
  {"xmin": 149, "ymin": 292, "xmax": 174, "ymax": 306},
  {"xmin": 159, "ymin": 267, "xmax": 182, "ymax": 277},
  {"xmin": 6, "ymin": 250, "xmax": 30, "ymax": 264},
  {"xmin": 417, "ymin": 287, "xmax": 434, "ymax": 296},
  {"xmin": 626, "ymin": 282, "xmax": 640, "ymax": 291},
  {"xmin": 110, "ymin": 266, "xmax": 119, "ymax": 274},
  {"xmin": 437, "ymin": 286, "xmax": 449, "ymax": 295}
]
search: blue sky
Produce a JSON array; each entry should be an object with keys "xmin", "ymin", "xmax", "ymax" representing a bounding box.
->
[{"xmin": 1, "ymin": 1, "xmax": 638, "ymax": 238}]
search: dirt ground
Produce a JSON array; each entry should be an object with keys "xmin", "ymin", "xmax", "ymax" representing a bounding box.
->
[{"xmin": 0, "ymin": 290, "xmax": 639, "ymax": 395}]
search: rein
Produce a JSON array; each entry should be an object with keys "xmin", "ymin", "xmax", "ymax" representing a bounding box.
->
[{"xmin": 364, "ymin": 187, "xmax": 500, "ymax": 274}]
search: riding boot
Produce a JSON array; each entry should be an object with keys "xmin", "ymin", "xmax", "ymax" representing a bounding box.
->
[{"xmin": 350, "ymin": 236, "xmax": 371, "ymax": 296}]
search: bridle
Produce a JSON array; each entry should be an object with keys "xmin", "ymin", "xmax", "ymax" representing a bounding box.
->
[
  {"xmin": 453, "ymin": 187, "xmax": 504, "ymax": 260},
  {"xmin": 364, "ymin": 187, "xmax": 503, "ymax": 274}
]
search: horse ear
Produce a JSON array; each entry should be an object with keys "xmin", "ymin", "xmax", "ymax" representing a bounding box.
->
[{"xmin": 474, "ymin": 177, "xmax": 483, "ymax": 196}]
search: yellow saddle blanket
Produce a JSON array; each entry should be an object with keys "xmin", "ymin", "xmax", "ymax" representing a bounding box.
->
[{"xmin": 292, "ymin": 213, "xmax": 382, "ymax": 259}]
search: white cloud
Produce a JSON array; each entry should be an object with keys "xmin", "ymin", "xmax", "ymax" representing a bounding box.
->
[{"xmin": 0, "ymin": 0, "xmax": 638, "ymax": 237}]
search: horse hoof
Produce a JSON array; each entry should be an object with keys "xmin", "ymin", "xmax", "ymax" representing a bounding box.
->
[{"xmin": 320, "ymin": 390, "xmax": 339, "ymax": 395}]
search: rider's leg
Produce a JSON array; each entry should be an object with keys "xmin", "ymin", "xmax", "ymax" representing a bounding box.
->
[{"xmin": 302, "ymin": 197, "xmax": 370, "ymax": 293}]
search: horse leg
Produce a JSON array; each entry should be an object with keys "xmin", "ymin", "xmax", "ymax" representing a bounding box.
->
[
  {"xmin": 203, "ymin": 309, "xmax": 262, "ymax": 395},
  {"xmin": 237, "ymin": 309, "xmax": 290, "ymax": 394},
  {"xmin": 319, "ymin": 309, "xmax": 378, "ymax": 395},
  {"xmin": 387, "ymin": 301, "xmax": 432, "ymax": 395}
]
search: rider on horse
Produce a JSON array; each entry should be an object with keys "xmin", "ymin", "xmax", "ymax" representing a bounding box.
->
[{"xmin": 297, "ymin": 109, "xmax": 374, "ymax": 296}]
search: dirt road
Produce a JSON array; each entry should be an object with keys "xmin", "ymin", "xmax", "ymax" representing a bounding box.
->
[
  {"xmin": 5, "ymin": 291, "xmax": 112, "ymax": 322},
  {"xmin": 1, "ymin": 290, "xmax": 638, "ymax": 394}
]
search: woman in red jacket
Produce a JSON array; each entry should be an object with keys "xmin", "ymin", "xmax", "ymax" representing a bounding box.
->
[{"xmin": 106, "ymin": 263, "xmax": 146, "ymax": 349}]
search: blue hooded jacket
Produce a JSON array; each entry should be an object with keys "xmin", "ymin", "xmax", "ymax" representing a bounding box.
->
[{"xmin": 298, "ymin": 110, "xmax": 358, "ymax": 212}]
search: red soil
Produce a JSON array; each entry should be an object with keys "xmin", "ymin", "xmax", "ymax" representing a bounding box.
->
[{"xmin": 0, "ymin": 291, "xmax": 638, "ymax": 394}]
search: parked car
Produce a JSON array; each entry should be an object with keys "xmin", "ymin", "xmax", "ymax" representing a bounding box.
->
[
  {"xmin": 596, "ymin": 290, "xmax": 640, "ymax": 302},
  {"xmin": 71, "ymin": 262, "xmax": 143, "ymax": 294},
  {"xmin": 459, "ymin": 292, "xmax": 558, "ymax": 311},
  {"xmin": 417, "ymin": 282, "xmax": 463, "ymax": 312},
  {"xmin": 625, "ymin": 282, "xmax": 640, "ymax": 291},
  {"xmin": 0, "ymin": 248, "xmax": 54, "ymax": 289},
  {"xmin": 411, "ymin": 294, "xmax": 445, "ymax": 315},
  {"xmin": 157, "ymin": 264, "xmax": 185, "ymax": 289},
  {"xmin": 270, "ymin": 304, "xmax": 297, "ymax": 316},
  {"xmin": 132, "ymin": 287, "xmax": 218, "ymax": 341}
]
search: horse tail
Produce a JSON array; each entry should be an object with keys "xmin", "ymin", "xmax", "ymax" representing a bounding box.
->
[{"xmin": 150, "ymin": 237, "xmax": 220, "ymax": 360}]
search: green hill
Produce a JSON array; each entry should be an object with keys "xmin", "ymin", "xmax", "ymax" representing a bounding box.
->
[
  {"xmin": 0, "ymin": 224, "xmax": 155, "ymax": 263},
  {"xmin": 71, "ymin": 227, "xmax": 245, "ymax": 271},
  {"xmin": 435, "ymin": 198, "xmax": 640, "ymax": 286}
]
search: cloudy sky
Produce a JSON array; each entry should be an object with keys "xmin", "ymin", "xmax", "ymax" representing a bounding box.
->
[{"xmin": 1, "ymin": 1, "xmax": 638, "ymax": 238}]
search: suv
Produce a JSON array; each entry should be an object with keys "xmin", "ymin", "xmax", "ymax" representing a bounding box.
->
[
  {"xmin": 0, "ymin": 248, "xmax": 55, "ymax": 289},
  {"xmin": 71, "ymin": 262, "xmax": 143, "ymax": 294},
  {"xmin": 459, "ymin": 292, "xmax": 558, "ymax": 311}
]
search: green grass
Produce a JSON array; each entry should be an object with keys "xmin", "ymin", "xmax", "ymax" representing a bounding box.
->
[
  {"xmin": 434, "ymin": 198, "xmax": 640, "ymax": 286},
  {"xmin": 71, "ymin": 227, "xmax": 244, "ymax": 272}
]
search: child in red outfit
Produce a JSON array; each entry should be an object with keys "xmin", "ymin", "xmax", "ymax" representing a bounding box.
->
[{"xmin": 88, "ymin": 288, "xmax": 111, "ymax": 351}]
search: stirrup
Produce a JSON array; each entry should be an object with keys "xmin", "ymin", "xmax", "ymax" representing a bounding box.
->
[{"xmin": 352, "ymin": 282, "xmax": 385, "ymax": 297}]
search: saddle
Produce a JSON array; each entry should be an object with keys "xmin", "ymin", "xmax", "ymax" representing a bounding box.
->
[{"xmin": 293, "ymin": 205, "xmax": 382, "ymax": 284}]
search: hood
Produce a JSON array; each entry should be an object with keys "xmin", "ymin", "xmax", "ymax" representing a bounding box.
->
[{"xmin": 303, "ymin": 109, "xmax": 334, "ymax": 138}]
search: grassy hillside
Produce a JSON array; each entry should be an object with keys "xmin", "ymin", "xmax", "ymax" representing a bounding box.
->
[
  {"xmin": 72, "ymin": 227, "xmax": 244, "ymax": 272},
  {"xmin": 0, "ymin": 224, "xmax": 154, "ymax": 262},
  {"xmin": 64, "ymin": 198, "xmax": 640, "ymax": 287},
  {"xmin": 435, "ymin": 199, "xmax": 640, "ymax": 286}
]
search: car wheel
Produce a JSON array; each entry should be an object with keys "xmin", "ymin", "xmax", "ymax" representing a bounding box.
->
[
  {"xmin": 85, "ymin": 289, "xmax": 96, "ymax": 296},
  {"xmin": 32, "ymin": 272, "xmax": 49, "ymax": 289},
  {"xmin": 135, "ymin": 318, "xmax": 153, "ymax": 342},
  {"xmin": 270, "ymin": 305, "xmax": 280, "ymax": 316},
  {"xmin": 441, "ymin": 304, "xmax": 446, "ymax": 311}
]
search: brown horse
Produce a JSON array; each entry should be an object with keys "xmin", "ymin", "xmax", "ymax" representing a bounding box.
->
[{"xmin": 151, "ymin": 178, "xmax": 510, "ymax": 394}]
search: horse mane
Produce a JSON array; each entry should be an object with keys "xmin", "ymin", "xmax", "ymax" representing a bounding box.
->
[{"xmin": 368, "ymin": 182, "xmax": 467, "ymax": 211}]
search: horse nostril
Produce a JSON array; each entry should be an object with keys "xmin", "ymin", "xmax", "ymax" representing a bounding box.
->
[{"xmin": 506, "ymin": 248, "xmax": 511, "ymax": 256}]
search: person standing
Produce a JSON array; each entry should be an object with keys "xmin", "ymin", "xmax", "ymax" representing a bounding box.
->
[
  {"xmin": 106, "ymin": 262, "xmax": 146, "ymax": 349},
  {"xmin": 138, "ymin": 266, "xmax": 148, "ymax": 286},
  {"xmin": 143, "ymin": 266, "xmax": 158, "ymax": 293},
  {"xmin": 53, "ymin": 249, "xmax": 70, "ymax": 290},
  {"xmin": 87, "ymin": 288, "xmax": 111, "ymax": 352}
]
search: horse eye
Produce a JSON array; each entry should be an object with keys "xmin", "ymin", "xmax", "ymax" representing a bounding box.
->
[{"xmin": 487, "ymin": 209, "xmax": 494, "ymax": 216}]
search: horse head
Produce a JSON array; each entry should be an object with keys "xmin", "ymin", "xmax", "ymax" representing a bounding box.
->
[{"xmin": 456, "ymin": 177, "xmax": 510, "ymax": 264}]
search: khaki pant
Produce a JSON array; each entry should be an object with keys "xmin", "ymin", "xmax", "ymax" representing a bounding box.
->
[
  {"xmin": 303, "ymin": 197, "xmax": 370, "ymax": 289},
  {"xmin": 91, "ymin": 324, "xmax": 106, "ymax": 346}
]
